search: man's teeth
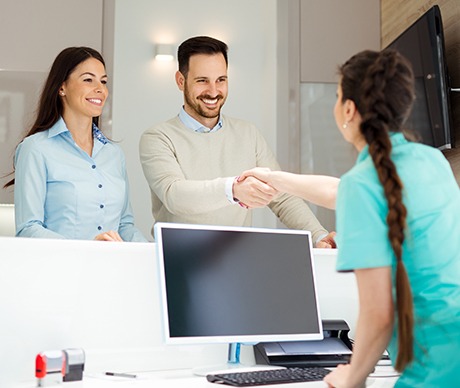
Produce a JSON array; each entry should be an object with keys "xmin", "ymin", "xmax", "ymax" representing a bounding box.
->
[{"xmin": 203, "ymin": 98, "xmax": 218, "ymax": 104}]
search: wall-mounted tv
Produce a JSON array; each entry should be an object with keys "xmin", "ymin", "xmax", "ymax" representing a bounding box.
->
[{"xmin": 386, "ymin": 5, "xmax": 454, "ymax": 150}]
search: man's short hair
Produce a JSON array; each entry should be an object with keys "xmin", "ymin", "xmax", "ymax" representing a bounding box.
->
[{"xmin": 177, "ymin": 36, "xmax": 228, "ymax": 76}]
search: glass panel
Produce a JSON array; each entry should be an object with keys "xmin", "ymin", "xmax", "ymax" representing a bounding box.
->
[
  {"xmin": 0, "ymin": 70, "xmax": 47, "ymax": 203},
  {"xmin": 300, "ymin": 83, "xmax": 357, "ymax": 231}
]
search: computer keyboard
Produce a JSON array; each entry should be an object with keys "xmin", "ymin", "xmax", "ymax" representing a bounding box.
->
[{"xmin": 206, "ymin": 367, "xmax": 331, "ymax": 386}]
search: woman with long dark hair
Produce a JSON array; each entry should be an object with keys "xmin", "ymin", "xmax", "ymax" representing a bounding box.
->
[
  {"xmin": 5, "ymin": 47, "xmax": 146, "ymax": 242},
  {"xmin": 240, "ymin": 49, "xmax": 460, "ymax": 386}
]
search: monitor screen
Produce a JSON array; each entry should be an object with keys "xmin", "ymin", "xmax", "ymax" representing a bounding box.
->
[
  {"xmin": 154, "ymin": 223, "xmax": 323, "ymax": 345},
  {"xmin": 387, "ymin": 5, "xmax": 453, "ymax": 149}
]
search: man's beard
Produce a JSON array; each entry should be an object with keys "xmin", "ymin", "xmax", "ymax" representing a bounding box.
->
[{"xmin": 184, "ymin": 86, "xmax": 225, "ymax": 119}]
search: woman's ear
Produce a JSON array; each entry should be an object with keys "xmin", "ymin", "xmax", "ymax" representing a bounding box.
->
[
  {"xmin": 343, "ymin": 99, "xmax": 358, "ymax": 123},
  {"xmin": 59, "ymin": 82, "xmax": 66, "ymax": 97}
]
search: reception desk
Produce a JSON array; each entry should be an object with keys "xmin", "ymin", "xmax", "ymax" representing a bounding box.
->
[{"xmin": 0, "ymin": 237, "xmax": 395, "ymax": 387}]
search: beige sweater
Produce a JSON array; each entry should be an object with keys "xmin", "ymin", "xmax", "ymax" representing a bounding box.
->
[{"xmin": 139, "ymin": 115, "xmax": 328, "ymax": 242}]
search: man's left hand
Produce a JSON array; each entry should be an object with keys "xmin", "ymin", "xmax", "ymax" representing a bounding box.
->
[{"xmin": 316, "ymin": 231, "xmax": 337, "ymax": 248}]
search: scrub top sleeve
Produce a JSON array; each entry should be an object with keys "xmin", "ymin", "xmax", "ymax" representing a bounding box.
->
[{"xmin": 336, "ymin": 175, "xmax": 394, "ymax": 271}]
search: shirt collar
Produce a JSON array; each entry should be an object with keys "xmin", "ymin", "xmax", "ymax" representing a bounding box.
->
[
  {"xmin": 48, "ymin": 117, "xmax": 69, "ymax": 138},
  {"xmin": 48, "ymin": 117, "xmax": 109, "ymax": 145},
  {"xmin": 356, "ymin": 132, "xmax": 407, "ymax": 164},
  {"xmin": 179, "ymin": 106, "xmax": 223, "ymax": 133},
  {"xmin": 92, "ymin": 123, "xmax": 109, "ymax": 144}
]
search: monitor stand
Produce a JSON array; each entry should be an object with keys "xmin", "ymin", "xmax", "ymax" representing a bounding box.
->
[
  {"xmin": 193, "ymin": 343, "xmax": 246, "ymax": 376},
  {"xmin": 193, "ymin": 343, "xmax": 275, "ymax": 376}
]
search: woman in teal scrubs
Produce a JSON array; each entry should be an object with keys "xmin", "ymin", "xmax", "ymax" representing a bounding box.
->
[{"xmin": 239, "ymin": 49, "xmax": 460, "ymax": 386}]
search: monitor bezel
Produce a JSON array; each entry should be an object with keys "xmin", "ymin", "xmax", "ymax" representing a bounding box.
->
[
  {"xmin": 387, "ymin": 5, "xmax": 453, "ymax": 150},
  {"xmin": 154, "ymin": 222, "xmax": 324, "ymax": 345}
]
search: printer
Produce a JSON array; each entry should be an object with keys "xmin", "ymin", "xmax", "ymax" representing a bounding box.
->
[{"xmin": 254, "ymin": 320, "xmax": 353, "ymax": 368}]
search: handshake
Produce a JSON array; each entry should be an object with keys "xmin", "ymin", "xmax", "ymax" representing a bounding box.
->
[
  {"xmin": 233, "ymin": 167, "xmax": 338, "ymax": 249},
  {"xmin": 233, "ymin": 168, "xmax": 280, "ymax": 210}
]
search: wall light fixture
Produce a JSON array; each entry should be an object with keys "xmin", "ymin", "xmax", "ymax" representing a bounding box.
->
[{"xmin": 154, "ymin": 44, "xmax": 175, "ymax": 61}]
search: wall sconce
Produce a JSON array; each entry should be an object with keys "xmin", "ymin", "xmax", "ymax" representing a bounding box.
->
[{"xmin": 154, "ymin": 44, "xmax": 175, "ymax": 61}]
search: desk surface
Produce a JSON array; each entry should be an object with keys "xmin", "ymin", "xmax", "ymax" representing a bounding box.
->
[
  {"xmin": 0, "ymin": 238, "xmax": 366, "ymax": 387},
  {"xmin": 15, "ymin": 366, "xmax": 398, "ymax": 388}
]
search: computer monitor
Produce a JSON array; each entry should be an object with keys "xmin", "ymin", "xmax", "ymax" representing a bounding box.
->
[{"xmin": 154, "ymin": 223, "xmax": 323, "ymax": 371}]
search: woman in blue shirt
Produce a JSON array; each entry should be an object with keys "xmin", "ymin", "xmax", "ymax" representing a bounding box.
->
[
  {"xmin": 239, "ymin": 49, "xmax": 460, "ymax": 386},
  {"xmin": 4, "ymin": 47, "xmax": 146, "ymax": 242}
]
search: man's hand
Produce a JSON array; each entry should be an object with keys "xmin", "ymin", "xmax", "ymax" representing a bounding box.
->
[
  {"xmin": 233, "ymin": 176, "xmax": 278, "ymax": 209},
  {"xmin": 316, "ymin": 231, "xmax": 337, "ymax": 248}
]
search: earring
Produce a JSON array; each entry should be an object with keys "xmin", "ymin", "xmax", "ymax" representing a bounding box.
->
[
  {"xmin": 342, "ymin": 122, "xmax": 348, "ymax": 129},
  {"xmin": 60, "ymin": 91, "xmax": 65, "ymax": 96}
]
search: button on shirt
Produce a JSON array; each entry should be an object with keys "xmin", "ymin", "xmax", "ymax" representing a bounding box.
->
[
  {"xmin": 14, "ymin": 117, "xmax": 146, "ymax": 242},
  {"xmin": 178, "ymin": 107, "xmax": 236, "ymax": 203}
]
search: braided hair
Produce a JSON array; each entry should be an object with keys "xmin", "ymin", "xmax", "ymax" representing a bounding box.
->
[{"xmin": 339, "ymin": 49, "xmax": 416, "ymax": 371}]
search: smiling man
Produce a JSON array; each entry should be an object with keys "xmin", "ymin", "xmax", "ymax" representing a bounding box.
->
[{"xmin": 139, "ymin": 36, "xmax": 335, "ymax": 247}]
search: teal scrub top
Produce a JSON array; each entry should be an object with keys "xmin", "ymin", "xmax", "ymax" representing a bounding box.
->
[{"xmin": 336, "ymin": 133, "xmax": 460, "ymax": 386}]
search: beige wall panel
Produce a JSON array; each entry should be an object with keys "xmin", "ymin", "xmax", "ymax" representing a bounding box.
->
[
  {"xmin": 0, "ymin": 0, "xmax": 103, "ymax": 71},
  {"xmin": 300, "ymin": 0, "xmax": 380, "ymax": 83}
]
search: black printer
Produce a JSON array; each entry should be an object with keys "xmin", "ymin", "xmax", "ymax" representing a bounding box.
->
[{"xmin": 254, "ymin": 320, "xmax": 353, "ymax": 368}]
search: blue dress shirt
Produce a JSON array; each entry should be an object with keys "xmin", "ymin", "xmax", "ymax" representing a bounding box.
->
[
  {"xmin": 178, "ymin": 106, "xmax": 223, "ymax": 133},
  {"xmin": 14, "ymin": 118, "xmax": 147, "ymax": 242}
]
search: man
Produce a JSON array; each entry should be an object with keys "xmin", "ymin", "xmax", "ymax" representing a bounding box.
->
[{"xmin": 139, "ymin": 36, "xmax": 335, "ymax": 247}]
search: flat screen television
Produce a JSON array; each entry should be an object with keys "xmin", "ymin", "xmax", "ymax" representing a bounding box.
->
[
  {"xmin": 386, "ymin": 5, "xmax": 454, "ymax": 149},
  {"xmin": 154, "ymin": 223, "xmax": 323, "ymax": 371}
]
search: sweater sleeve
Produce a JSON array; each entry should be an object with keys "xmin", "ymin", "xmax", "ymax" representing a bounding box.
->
[
  {"xmin": 252, "ymin": 129, "xmax": 329, "ymax": 242},
  {"xmin": 139, "ymin": 122, "xmax": 231, "ymax": 216}
]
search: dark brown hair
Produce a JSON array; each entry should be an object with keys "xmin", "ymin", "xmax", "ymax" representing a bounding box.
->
[
  {"xmin": 177, "ymin": 36, "xmax": 228, "ymax": 77},
  {"xmin": 3, "ymin": 47, "xmax": 105, "ymax": 188},
  {"xmin": 339, "ymin": 49, "xmax": 416, "ymax": 371}
]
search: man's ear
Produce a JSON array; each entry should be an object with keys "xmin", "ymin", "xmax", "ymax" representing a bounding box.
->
[{"xmin": 175, "ymin": 71, "xmax": 185, "ymax": 91}]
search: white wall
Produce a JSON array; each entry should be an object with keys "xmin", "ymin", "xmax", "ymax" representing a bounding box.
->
[{"xmin": 111, "ymin": 0, "xmax": 278, "ymax": 239}]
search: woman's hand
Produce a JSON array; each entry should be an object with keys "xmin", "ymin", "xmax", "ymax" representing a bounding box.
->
[
  {"xmin": 233, "ymin": 175, "xmax": 278, "ymax": 209},
  {"xmin": 238, "ymin": 167, "xmax": 273, "ymax": 185},
  {"xmin": 323, "ymin": 364, "xmax": 358, "ymax": 387},
  {"xmin": 239, "ymin": 168, "xmax": 339, "ymax": 209},
  {"xmin": 94, "ymin": 230, "xmax": 123, "ymax": 242}
]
